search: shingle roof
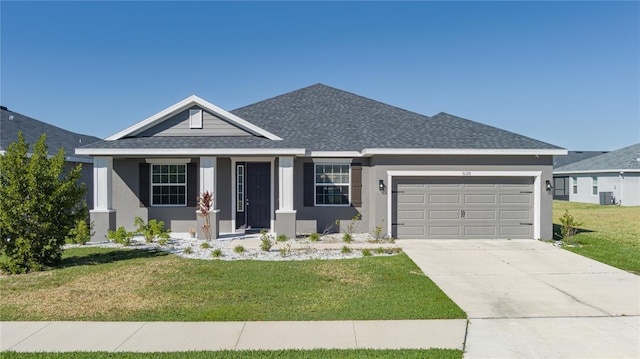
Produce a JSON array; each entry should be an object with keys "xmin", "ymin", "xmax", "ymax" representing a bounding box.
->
[
  {"xmin": 1, "ymin": 108, "xmax": 101, "ymax": 159},
  {"xmin": 231, "ymin": 84, "xmax": 562, "ymax": 151},
  {"xmin": 553, "ymin": 151, "xmax": 608, "ymax": 169},
  {"xmin": 80, "ymin": 83, "xmax": 563, "ymax": 152},
  {"xmin": 555, "ymin": 143, "xmax": 640, "ymax": 172}
]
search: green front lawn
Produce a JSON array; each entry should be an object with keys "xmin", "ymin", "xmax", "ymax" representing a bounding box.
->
[
  {"xmin": 0, "ymin": 247, "xmax": 465, "ymax": 321},
  {"xmin": 553, "ymin": 201, "xmax": 640, "ymax": 274},
  {"xmin": 3, "ymin": 349, "xmax": 463, "ymax": 359}
]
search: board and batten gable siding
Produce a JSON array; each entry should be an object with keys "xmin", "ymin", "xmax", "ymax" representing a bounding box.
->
[{"xmin": 137, "ymin": 107, "xmax": 252, "ymax": 137}]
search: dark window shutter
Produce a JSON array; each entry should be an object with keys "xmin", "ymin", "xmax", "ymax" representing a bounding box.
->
[
  {"xmin": 351, "ymin": 163, "xmax": 362, "ymax": 207},
  {"xmin": 303, "ymin": 162, "xmax": 314, "ymax": 207},
  {"xmin": 139, "ymin": 163, "xmax": 150, "ymax": 207},
  {"xmin": 187, "ymin": 162, "xmax": 198, "ymax": 207}
]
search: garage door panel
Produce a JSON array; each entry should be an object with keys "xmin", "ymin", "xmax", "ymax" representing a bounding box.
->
[
  {"xmin": 500, "ymin": 226, "xmax": 532, "ymax": 236},
  {"xmin": 394, "ymin": 177, "xmax": 534, "ymax": 240},
  {"xmin": 465, "ymin": 210, "xmax": 496, "ymax": 220},
  {"xmin": 429, "ymin": 226, "xmax": 461, "ymax": 236},
  {"xmin": 429, "ymin": 210, "xmax": 460, "ymax": 220},
  {"xmin": 500, "ymin": 194, "xmax": 532, "ymax": 204},
  {"xmin": 398, "ymin": 210, "xmax": 425, "ymax": 220},
  {"xmin": 500, "ymin": 210, "xmax": 531, "ymax": 220},
  {"xmin": 397, "ymin": 226, "xmax": 426, "ymax": 237},
  {"xmin": 464, "ymin": 226, "xmax": 497, "ymax": 236},
  {"xmin": 465, "ymin": 194, "xmax": 496, "ymax": 204},
  {"xmin": 429, "ymin": 194, "xmax": 461, "ymax": 204},
  {"xmin": 398, "ymin": 194, "xmax": 425, "ymax": 203}
]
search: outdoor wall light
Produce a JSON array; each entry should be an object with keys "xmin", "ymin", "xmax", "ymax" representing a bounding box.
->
[
  {"xmin": 546, "ymin": 180, "xmax": 553, "ymax": 193},
  {"xmin": 379, "ymin": 179, "xmax": 386, "ymax": 191}
]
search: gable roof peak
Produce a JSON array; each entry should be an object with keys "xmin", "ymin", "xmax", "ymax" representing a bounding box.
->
[{"xmin": 105, "ymin": 95, "xmax": 283, "ymax": 141}]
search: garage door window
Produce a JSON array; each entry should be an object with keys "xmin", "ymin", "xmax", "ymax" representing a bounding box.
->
[{"xmin": 315, "ymin": 164, "xmax": 350, "ymax": 206}]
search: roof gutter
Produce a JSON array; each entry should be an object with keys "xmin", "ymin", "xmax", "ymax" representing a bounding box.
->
[
  {"xmin": 361, "ymin": 148, "xmax": 568, "ymax": 156},
  {"xmin": 75, "ymin": 148, "xmax": 306, "ymax": 156}
]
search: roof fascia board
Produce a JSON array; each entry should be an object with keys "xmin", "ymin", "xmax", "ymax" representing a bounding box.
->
[
  {"xmin": 361, "ymin": 148, "xmax": 567, "ymax": 156},
  {"xmin": 306, "ymin": 151, "xmax": 362, "ymax": 158},
  {"xmin": 105, "ymin": 95, "xmax": 282, "ymax": 141},
  {"xmin": 75, "ymin": 148, "xmax": 305, "ymax": 156},
  {"xmin": 554, "ymin": 169, "xmax": 640, "ymax": 174}
]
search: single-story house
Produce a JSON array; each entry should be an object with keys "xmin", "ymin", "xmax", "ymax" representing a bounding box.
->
[
  {"xmin": 552, "ymin": 151, "xmax": 608, "ymax": 200},
  {"xmin": 554, "ymin": 143, "xmax": 640, "ymax": 206},
  {"xmin": 76, "ymin": 84, "xmax": 566, "ymax": 241},
  {"xmin": 1, "ymin": 106, "xmax": 101, "ymax": 209}
]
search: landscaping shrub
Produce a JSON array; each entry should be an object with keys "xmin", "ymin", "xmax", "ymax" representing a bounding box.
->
[
  {"xmin": 107, "ymin": 227, "xmax": 134, "ymax": 246},
  {"xmin": 276, "ymin": 234, "xmax": 288, "ymax": 242},
  {"xmin": 211, "ymin": 249, "xmax": 223, "ymax": 257},
  {"xmin": 558, "ymin": 209, "xmax": 582, "ymax": 243},
  {"xmin": 308, "ymin": 233, "xmax": 320, "ymax": 242},
  {"xmin": 234, "ymin": 245, "xmax": 246, "ymax": 253},
  {"xmin": 67, "ymin": 219, "xmax": 94, "ymax": 245},
  {"xmin": 260, "ymin": 230, "xmax": 273, "ymax": 251},
  {"xmin": 134, "ymin": 217, "xmax": 171, "ymax": 243},
  {"xmin": 0, "ymin": 133, "xmax": 87, "ymax": 273}
]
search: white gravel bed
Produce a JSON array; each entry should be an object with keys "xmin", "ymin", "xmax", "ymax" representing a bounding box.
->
[{"xmin": 65, "ymin": 233, "xmax": 400, "ymax": 261}]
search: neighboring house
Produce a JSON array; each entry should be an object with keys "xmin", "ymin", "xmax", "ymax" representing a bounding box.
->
[
  {"xmin": 553, "ymin": 151, "xmax": 608, "ymax": 200},
  {"xmin": 554, "ymin": 143, "xmax": 640, "ymax": 206},
  {"xmin": 0, "ymin": 106, "xmax": 101, "ymax": 210},
  {"xmin": 76, "ymin": 84, "xmax": 566, "ymax": 241}
]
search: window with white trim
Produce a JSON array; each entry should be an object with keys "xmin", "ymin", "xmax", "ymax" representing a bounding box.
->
[
  {"xmin": 151, "ymin": 164, "xmax": 187, "ymax": 206},
  {"xmin": 592, "ymin": 176, "xmax": 598, "ymax": 195},
  {"xmin": 315, "ymin": 163, "xmax": 350, "ymax": 205},
  {"xmin": 572, "ymin": 176, "xmax": 578, "ymax": 194}
]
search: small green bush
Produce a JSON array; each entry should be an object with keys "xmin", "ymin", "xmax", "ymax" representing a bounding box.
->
[
  {"xmin": 134, "ymin": 217, "xmax": 171, "ymax": 243},
  {"xmin": 308, "ymin": 233, "xmax": 320, "ymax": 242},
  {"xmin": 276, "ymin": 234, "xmax": 288, "ymax": 242},
  {"xmin": 211, "ymin": 248, "xmax": 223, "ymax": 257},
  {"xmin": 341, "ymin": 245, "xmax": 352, "ymax": 254},
  {"xmin": 375, "ymin": 247, "xmax": 385, "ymax": 254},
  {"xmin": 200, "ymin": 242, "xmax": 211, "ymax": 249},
  {"xmin": 280, "ymin": 243, "xmax": 292, "ymax": 257},
  {"xmin": 559, "ymin": 209, "xmax": 582, "ymax": 242},
  {"xmin": 157, "ymin": 238, "xmax": 168, "ymax": 246},
  {"xmin": 362, "ymin": 249, "xmax": 372, "ymax": 257},
  {"xmin": 260, "ymin": 230, "xmax": 273, "ymax": 251},
  {"xmin": 234, "ymin": 245, "xmax": 246, "ymax": 253},
  {"xmin": 343, "ymin": 233, "xmax": 352, "ymax": 243},
  {"xmin": 67, "ymin": 219, "xmax": 94, "ymax": 245},
  {"xmin": 183, "ymin": 247, "xmax": 194, "ymax": 254},
  {"xmin": 107, "ymin": 227, "xmax": 134, "ymax": 246}
]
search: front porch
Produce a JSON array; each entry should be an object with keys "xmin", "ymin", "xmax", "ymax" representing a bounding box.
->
[{"xmin": 89, "ymin": 155, "xmax": 299, "ymax": 242}]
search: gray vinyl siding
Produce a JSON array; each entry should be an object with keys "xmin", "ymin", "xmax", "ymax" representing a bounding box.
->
[
  {"xmin": 138, "ymin": 107, "xmax": 252, "ymax": 137},
  {"xmin": 293, "ymin": 158, "xmax": 371, "ymax": 233},
  {"xmin": 112, "ymin": 158, "xmax": 199, "ymax": 232}
]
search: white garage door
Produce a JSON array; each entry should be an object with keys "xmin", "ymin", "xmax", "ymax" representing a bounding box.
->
[{"xmin": 393, "ymin": 177, "xmax": 534, "ymax": 239}]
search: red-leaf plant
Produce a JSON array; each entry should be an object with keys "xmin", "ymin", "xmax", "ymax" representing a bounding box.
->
[{"xmin": 197, "ymin": 191, "xmax": 214, "ymax": 241}]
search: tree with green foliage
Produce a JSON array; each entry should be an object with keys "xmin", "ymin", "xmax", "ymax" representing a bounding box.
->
[{"xmin": 0, "ymin": 133, "xmax": 87, "ymax": 273}]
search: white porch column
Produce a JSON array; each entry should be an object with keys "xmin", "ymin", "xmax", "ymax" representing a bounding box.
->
[
  {"xmin": 90, "ymin": 156, "xmax": 115, "ymax": 242},
  {"xmin": 276, "ymin": 156, "xmax": 296, "ymax": 239},
  {"xmin": 278, "ymin": 156, "xmax": 294, "ymax": 210},
  {"xmin": 199, "ymin": 156, "xmax": 217, "ymax": 208},
  {"xmin": 93, "ymin": 156, "xmax": 113, "ymax": 210}
]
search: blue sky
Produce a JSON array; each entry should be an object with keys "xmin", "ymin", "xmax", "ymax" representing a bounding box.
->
[{"xmin": 1, "ymin": 1, "xmax": 638, "ymax": 151}]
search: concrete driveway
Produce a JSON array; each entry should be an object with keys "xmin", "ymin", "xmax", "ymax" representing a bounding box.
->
[{"xmin": 401, "ymin": 239, "xmax": 640, "ymax": 358}]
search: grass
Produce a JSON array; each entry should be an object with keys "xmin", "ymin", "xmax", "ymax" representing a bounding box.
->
[
  {"xmin": 0, "ymin": 247, "xmax": 465, "ymax": 321},
  {"xmin": 3, "ymin": 349, "xmax": 463, "ymax": 359},
  {"xmin": 553, "ymin": 201, "xmax": 640, "ymax": 274}
]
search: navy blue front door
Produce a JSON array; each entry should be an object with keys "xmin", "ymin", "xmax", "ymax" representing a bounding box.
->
[{"xmin": 237, "ymin": 162, "xmax": 270, "ymax": 229}]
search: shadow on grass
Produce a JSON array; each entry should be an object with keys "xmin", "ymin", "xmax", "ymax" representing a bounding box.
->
[
  {"xmin": 57, "ymin": 248, "xmax": 168, "ymax": 269},
  {"xmin": 552, "ymin": 223, "xmax": 595, "ymax": 241}
]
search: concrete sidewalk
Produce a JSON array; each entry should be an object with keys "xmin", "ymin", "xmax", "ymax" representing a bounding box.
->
[{"xmin": 1, "ymin": 320, "xmax": 467, "ymax": 352}]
